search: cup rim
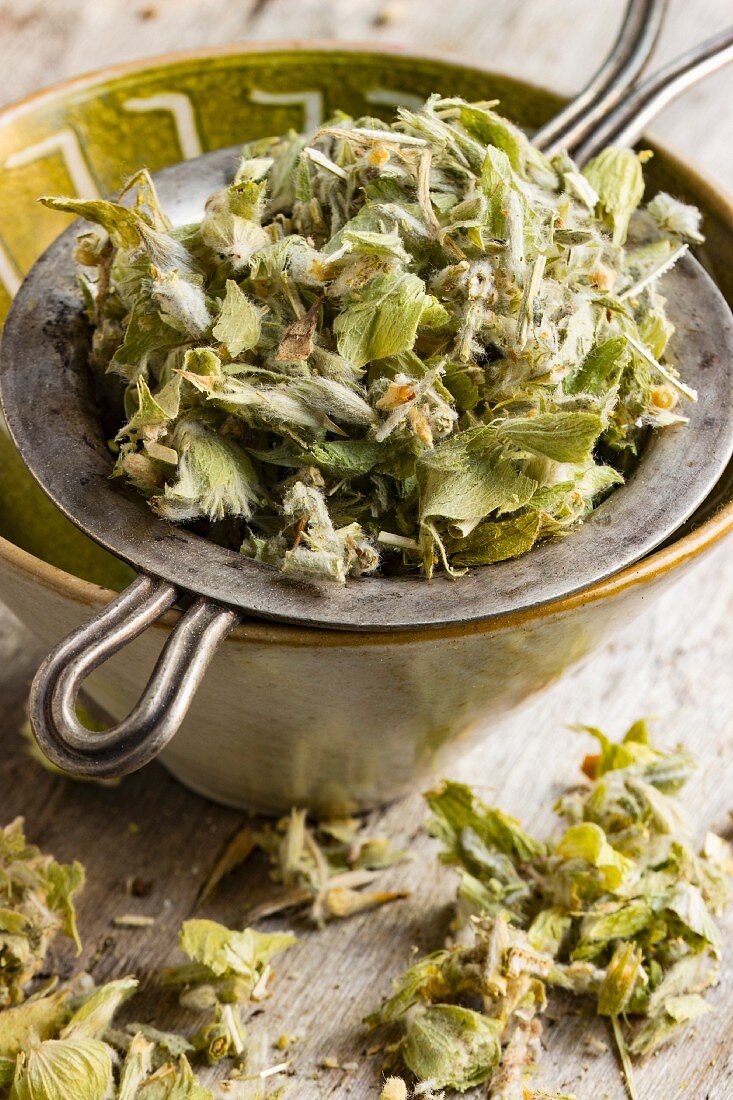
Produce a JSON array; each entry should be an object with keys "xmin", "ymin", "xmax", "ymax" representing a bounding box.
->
[{"xmin": 2, "ymin": 39, "xmax": 732, "ymax": 648}]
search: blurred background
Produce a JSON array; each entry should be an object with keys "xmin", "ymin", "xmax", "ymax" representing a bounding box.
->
[{"xmin": 1, "ymin": 0, "xmax": 731, "ymax": 186}]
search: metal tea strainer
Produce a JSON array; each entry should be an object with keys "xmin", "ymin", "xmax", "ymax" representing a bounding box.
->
[{"xmin": 2, "ymin": 21, "xmax": 733, "ymax": 779}]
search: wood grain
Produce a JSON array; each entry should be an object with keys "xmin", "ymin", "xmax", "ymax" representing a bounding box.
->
[{"xmin": 0, "ymin": 1, "xmax": 732, "ymax": 1096}]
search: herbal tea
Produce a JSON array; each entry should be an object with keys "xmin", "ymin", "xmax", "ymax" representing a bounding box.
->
[{"xmin": 44, "ymin": 96, "xmax": 702, "ymax": 583}]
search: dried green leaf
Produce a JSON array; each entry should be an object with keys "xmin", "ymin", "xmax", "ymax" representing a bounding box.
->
[
  {"xmin": 61, "ymin": 976, "xmax": 138, "ymax": 1040},
  {"xmin": 646, "ymin": 192, "xmax": 704, "ymax": 243},
  {"xmin": 598, "ymin": 942, "xmax": 645, "ymax": 1016},
  {"xmin": 177, "ymin": 919, "xmax": 296, "ymax": 982},
  {"xmin": 118, "ymin": 1033, "xmax": 154, "ymax": 1100},
  {"xmin": 212, "ymin": 280, "xmax": 263, "ymax": 356},
  {"xmin": 527, "ymin": 907, "xmax": 573, "ymax": 955},
  {"xmin": 334, "ymin": 272, "xmax": 429, "ymax": 368},
  {"xmin": 426, "ymin": 779, "xmax": 545, "ymax": 864},
  {"xmin": 450, "ymin": 512, "xmax": 541, "ymax": 566},
  {"xmin": 134, "ymin": 1055, "xmax": 214, "ymax": 1100},
  {"xmin": 564, "ymin": 337, "xmax": 629, "ymax": 395},
  {"xmin": 583, "ymin": 147, "xmax": 645, "ymax": 245},
  {"xmin": 459, "ymin": 105, "xmax": 525, "ymax": 170},
  {"xmin": 555, "ymin": 823, "xmax": 633, "ymax": 890},
  {"xmin": 0, "ymin": 992, "xmax": 71, "ymax": 1058},
  {"xmin": 124, "ymin": 1023, "xmax": 194, "ymax": 1059},
  {"xmin": 630, "ymin": 993, "xmax": 713, "ymax": 1057},
  {"xmin": 9, "ymin": 1038, "xmax": 113, "ymax": 1100},
  {"xmin": 152, "ymin": 419, "xmax": 261, "ymax": 523},
  {"xmin": 402, "ymin": 1004, "xmax": 501, "ymax": 1091},
  {"xmin": 497, "ymin": 412, "xmax": 603, "ymax": 463},
  {"xmin": 418, "ymin": 437, "xmax": 537, "ymax": 524},
  {"xmin": 0, "ymin": 819, "xmax": 85, "ymax": 1004}
]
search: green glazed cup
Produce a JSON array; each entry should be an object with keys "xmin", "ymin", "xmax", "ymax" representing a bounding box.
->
[{"xmin": 1, "ymin": 44, "xmax": 732, "ymax": 813}]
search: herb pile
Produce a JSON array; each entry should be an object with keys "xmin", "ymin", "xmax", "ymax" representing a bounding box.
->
[
  {"xmin": 0, "ymin": 810, "xmax": 406, "ymax": 1099},
  {"xmin": 235, "ymin": 809, "xmax": 410, "ymax": 925},
  {"xmin": 0, "ymin": 816, "xmax": 297, "ymax": 1099},
  {"xmin": 3, "ymin": 722, "xmax": 729, "ymax": 1098},
  {"xmin": 0, "ymin": 818, "xmax": 84, "ymax": 1007},
  {"xmin": 44, "ymin": 96, "xmax": 703, "ymax": 582},
  {"xmin": 163, "ymin": 920, "xmax": 296, "ymax": 1068},
  {"xmin": 368, "ymin": 721, "xmax": 732, "ymax": 1097},
  {"xmin": 0, "ymin": 902, "xmax": 295, "ymax": 1098}
]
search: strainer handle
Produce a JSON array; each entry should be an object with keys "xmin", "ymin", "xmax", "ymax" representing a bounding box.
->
[{"xmin": 29, "ymin": 574, "xmax": 239, "ymax": 778}]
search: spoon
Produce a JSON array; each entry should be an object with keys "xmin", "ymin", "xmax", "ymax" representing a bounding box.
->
[{"xmin": 1, "ymin": 30, "xmax": 732, "ymax": 779}]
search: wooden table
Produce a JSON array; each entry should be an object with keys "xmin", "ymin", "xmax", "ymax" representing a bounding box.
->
[{"xmin": 1, "ymin": 2, "xmax": 732, "ymax": 1096}]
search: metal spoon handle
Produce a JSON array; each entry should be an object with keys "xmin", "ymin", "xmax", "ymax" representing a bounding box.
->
[
  {"xmin": 535, "ymin": 0, "xmax": 668, "ymax": 153},
  {"xmin": 572, "ymin": 25, "xmax": 733, "ymax": 164},
  {"xmin": 30, "ymin": 574, "xmax": 238, "ymax": 778}
]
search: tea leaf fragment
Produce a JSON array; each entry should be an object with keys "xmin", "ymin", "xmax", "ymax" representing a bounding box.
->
[
  {"xmin": 176, "ymin": 919, "xmax": 296, "ymax": 983},
  {"xmin": 212, "ymin": 280, "xmax": 264, "ymax": 356},
  {"xmin": 9, "ymin": 1038, "xmax": 113, "ymax": 1100},
  {"xmin": 164, "ymin": 919, "xmax": 296, "ymax": 1068},
  {"xmin": 582, "ymin": 147, "xmax": 645, "ymax": 245},
  {"xmin": 0, "ymin": 819, "xmax": 85, "ymax": 1006},
  {"xmin": 0, "ymin": 823, "xmax": 225, "ymax": 1100},
  {"xmin": 402, "ymin": 1004, "xmax": 501, "ymax": 1091}
]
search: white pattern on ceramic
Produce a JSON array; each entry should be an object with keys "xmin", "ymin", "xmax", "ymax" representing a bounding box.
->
[
  {"xmin": 124, "ymin": 94, "xmax": 203, "ymax": 160},
  {"xmin": 0, "ymin": 242, "xmax": 20, "ymax": 297},
  {"xmin": 4, "ymin": 129, "xmax": 100, "ymax": 198},
  {"xmin": 366, "ymin": 88, "xmax": 424, "ymax": 109},
  {"xmin": 249, "ymin": 88, "xmax": 324, "ymax": 132}
]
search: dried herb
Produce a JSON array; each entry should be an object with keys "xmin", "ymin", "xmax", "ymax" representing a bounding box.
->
[
  {"xmin": 163, "ymin": 920, "xmax": 296, "ymax": 1065},
  {"xmin": 368, "ymin": 720, "xmax": 731, "ymax": 1098},
  {"xmin": 248, "ymin": 810, "xmax": 409, "ymax": 925},
  {"xmin": 380, "ymin": 1078, "xmax": 408, "ymax": 1100},
  {"xmin": 198, "ymin": 811, "xmax": 409, "ymax": 926},
  {"xmin": 0, "ymin": 819, "xmax": 85, "ymax": 1006},
  {"xmin": 0, "ymin": 825, "xmax": 264, "ymax": 1098},
  {"xmin": 0, "ymin": 974, "xmax": 212, "ymax": 1100},
  {"xmin": 45, "ymin": 97, "xmax": 700, "ymax": 582}
]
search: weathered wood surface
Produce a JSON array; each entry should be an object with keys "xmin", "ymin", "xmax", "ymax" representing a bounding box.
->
[{"xmin": 0, "ymin": 1, "xmax": 732, "ymax": 1097}]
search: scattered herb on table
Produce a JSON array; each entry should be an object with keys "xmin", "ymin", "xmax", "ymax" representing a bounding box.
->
[
  {"xmin": 0, "ymin": 956, "xmax": 215, "ymax": 1098},
  {"xmin": 0, "ymin": 818, "xmax": 84, "ymax": 1006},
  {"xmin": 197, "ymin": 810, "xmax": 409, "ymax": 925},
  {"xmin": 163, "ymin": 919, "xmax": 296, "ymax": 1065},
  {"xmin": 367, "ymin": 720, "xmax": 732, "ymax": 1098},
  {"xmin": 0, "ymin": 926, "xmax": 293, "ymax": 1099},
  {"xmin": 247, "ymin": 810, "xmax": 409, "ymax": 925},
  {"xmin": 0, "ymin": 821, "xmax": 293, "ymax": 1097},
  {"xmin": 44, "ymin": 97, "xmax": 702, "ymax": 582},
  {"xmin": 3, "ymin": 721, "xmax": 729, "ymax": 1097}
]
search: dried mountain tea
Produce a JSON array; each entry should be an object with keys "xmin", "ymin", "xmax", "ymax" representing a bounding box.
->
[
  {"xmin": 0, "ymin": 974, "xmax": 215, "ymax": 1100},
  {"xmin": 163, "ymin": 920, "xmax": 296, "ymax": 1065},
  {"xmin": 368, "ymin": 720, "xmax": 731, "ymax": 1098},
  {"xmin": 0, "ymin": 818, "xmax": 84, "ymax": 1006},
  {"xmin": 0, "ymin": 822, "xmax": 291, "ymax": 1097},
  {"xmin": 44, "ymin": 97, "xmax": 702, "ymax": 582},
  {"xmin": 0, "ymin": 931, "xmax": 291, "ymax": 1097},
  {"xmin": 196, "ymin": 811, "xmax": 409, "ymax": 925},
  {"xmin": 248, "ymin": 810, "xmax": 409, "ymax": 925}
]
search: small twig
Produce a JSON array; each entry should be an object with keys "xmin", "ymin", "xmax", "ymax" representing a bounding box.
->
[{"xmin": 611, "ymin": 1015, "xmax": 640, "ymax": 1100}]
